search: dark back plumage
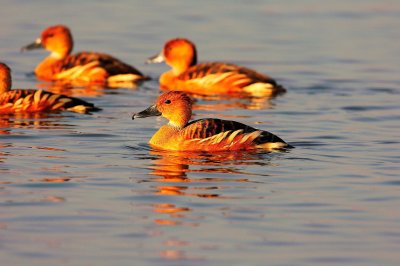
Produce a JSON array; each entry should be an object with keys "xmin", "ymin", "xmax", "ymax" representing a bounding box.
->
[
  {"xmin": 180, "ymin": 62, "xmax": 278, "ymax": 86},
  {"xmin": 183, "ymin": 118, "xmax": 287, "ymax": 145},
  {"xmin": 60, "ymin": 52, "xmax": 144, "ymax": 76}
]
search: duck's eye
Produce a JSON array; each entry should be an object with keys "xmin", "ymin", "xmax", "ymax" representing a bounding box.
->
[{"xmin": 165, "ymin": 100, "xmax": 171, "ymax": 104}]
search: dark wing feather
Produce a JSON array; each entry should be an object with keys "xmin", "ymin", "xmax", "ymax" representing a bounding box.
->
[
  {"xmin": 183, "ymin": 119, "xmax": 254, "ymax": 139},
  {"xmin": 52, "ymin": 92, "xmax": 98, "ymax": 110},
  {"xmin": 1, "ymin": 89, "xmax": 99, "ymax": 111},
  {"xmin": 60, "ymin": 52, "xmax": 144, "ymax": 76},
  {"xmin": 180, "ymin": 62, "xmax": 278, "ymax": 86},
  {"xmin": 182, "ymin": 118, "xmax": 286, "ymax": 145},
  {"xmin": 0, "ymin": 89, "xmax": 36, "ymax": 103}
]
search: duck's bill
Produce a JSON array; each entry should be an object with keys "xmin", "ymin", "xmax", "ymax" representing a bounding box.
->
[
  {"xmin": 146, "ymin": 52, "xmax": 164, "ymax": 64},
  {"xmin": 132, "ymin": 104, "xmax": 161, "ymax": 120},
  {"xmin": 21, "ymin": 38, "xmax": 43, "ymax": 52}
]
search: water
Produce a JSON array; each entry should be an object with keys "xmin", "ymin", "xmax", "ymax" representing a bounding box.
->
[{"xmin": 1, "ymin": 0, "xmax": 400, "ymax": 265}]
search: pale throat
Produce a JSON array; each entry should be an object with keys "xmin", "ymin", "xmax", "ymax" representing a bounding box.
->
[
  {"xmin": 50, "ymin": 51, "xmax": 65, "ymax": 59},
  {"xmin": 168, "ymin": 120, "xmax": 184, "ymax": 129}
]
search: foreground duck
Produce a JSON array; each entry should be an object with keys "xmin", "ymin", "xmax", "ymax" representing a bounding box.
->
[
  {"xmin": 21, "ymin": 24, "xmax": 148, "ymax": 86},
  {"xmin": 132, "ymin": 91, "xmax": 292, "ymax": 151},
  {"xmin": 147, "ymin": 38, "xmax": 286, "ymax": 97},
  {"xmin": 0, "ymin": 63, "xmax": 100, "ymax": 114}
]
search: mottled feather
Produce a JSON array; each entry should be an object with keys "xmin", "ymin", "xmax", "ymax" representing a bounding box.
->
[
  {"xmin": 59, "ymin": 52, "xmax": 144, "ymax": 76},
  {"xmin": 181, "ymin": 118, "xmax": 287, "ymax": 146},
  {"xmin": 181, "ymin": 62, "xmax": 277, "ymax": 86},
  {"xmin": 0, "ymin": 89, "xmax": 100, "ymax": 114}
]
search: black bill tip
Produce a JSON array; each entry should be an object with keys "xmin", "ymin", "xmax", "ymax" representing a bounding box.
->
[
  {"xmin": 146, "ymin": 53, "xmax": 164, "ymax": 64},
  {"xmin": 21, "ymin": 39, "xmax": 43, "ymax": 52},
  {"xmin": 132, "ymin": 104, "xmax": 161, "ymax": 120}
]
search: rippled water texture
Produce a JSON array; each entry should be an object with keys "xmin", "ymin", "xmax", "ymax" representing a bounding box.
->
[{"xmin": 1, "ymin": 1, "xmax": 400, "ymax": 265}]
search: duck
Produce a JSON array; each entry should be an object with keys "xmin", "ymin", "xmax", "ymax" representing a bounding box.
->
[
  {"xmin": 132, "ymin": 91, "xmax": 292, "ymax": 151},
  {"xmin": 21, "ymin": 24, "xmax": 149, "ymax": 86},
  {"xmin": 0, "ymin": 62, "xmax": 100, "ymax": 114},
  {"xmin": 146, "ymin": 38, "xmax": 286, "ymax": 97}
]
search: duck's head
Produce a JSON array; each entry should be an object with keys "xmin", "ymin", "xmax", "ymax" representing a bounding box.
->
[
  {"xmin": 21, "ymin": 24, "xmax": 73, "ymax": 59},
  {"xmin": 0, "ymin": 62, "xmax": 12, "ymax": 93},
  {"xmin": 147, "ymin": 38, "xmax": 197, "ymax": 75},
  {"xmin": 133, "ymin": 91, "xmax": 194, "ymax": 128}
]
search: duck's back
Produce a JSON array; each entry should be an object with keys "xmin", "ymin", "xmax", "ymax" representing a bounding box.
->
[
  {"xmin": 0, "ymin": 89, "xmax": 98, "ymax": 113},
  {"xmin": 1, "ymin": 89, "xmax": 36, "ymax": 104},
  {"xmin": 61, "ymin": 52, "xmax": 144, "ymax": 76},
  {"xmin": 177, "ymin": 118, "xmax": 289, "ymax": 150},
  {"xmin": 182, "ymin": 63, "xmax": 275, "ymax": 83},
  {"xmin": 163, "ymin": 62, "xmax": 285, "ymax": 96}
]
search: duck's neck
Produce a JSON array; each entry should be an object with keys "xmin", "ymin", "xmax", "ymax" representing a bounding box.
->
[
  {"xmin": 149, "ymin": 124, "xmax": 180, "ymax": 147},
  {"xmin": 35, "ymin": 55, "xmax": 64, "ymax": 80},
  {"xmin": 171, "ymin": 52, "xmax": 197, "ymax": 76},
  {"xmin": 0, "ymin": 72, "xmax": 11, "ymax": 93},
  {"xmin": 172, "ymin": 62, "xmax": 191, "ymax": 76},
  {"xmin": 168, "ymin": 109, "xmax": 191, "ymax": 129}
]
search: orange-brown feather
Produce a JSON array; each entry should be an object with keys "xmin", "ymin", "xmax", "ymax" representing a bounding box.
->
[
  {"xmin": 60, "ymin": 52, "xmax": 144, "ymax": 76},
  {"xmin": 177, "ymin": 118, "xmax": 287, "ymax": 151}
]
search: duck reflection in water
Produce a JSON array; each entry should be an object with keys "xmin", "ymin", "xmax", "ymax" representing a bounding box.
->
[
  {"xmin": 130, "ymin": 148, "xmax": 279, "ymax": 262},
  {"xmin": 138, "ymin": 149, "xmax": 273, "ymax": 226},
  {"xmin": 190, "ymin": 93, "xmax": 277, "ymax": 111},
  {"xmin": 34, "ymin": 82, "xmax": 107, "ymax": 98},
  {"xmin": 34, "ymin": 77, "xmax": 140, "ymax": 98},
  {"xmin": 150, "ymin": 150, "xmax": 267, "ymax": 196},
  {"xmin": 0, "ymin": 112, "xmax": 74, "ymax": 131}
]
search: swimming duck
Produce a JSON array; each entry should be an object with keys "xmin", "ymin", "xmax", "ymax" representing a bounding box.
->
[
  {"xmin": 147, "ymin": 38, "xmax": 286, "ymax": 97},
  {"xmin": 0, "ymin": 62, "xmax": 100, "ymax": 114},
  {"xmin": 21, "ymin": 24, "xmax": 148, "ymax": 86},
  {"xmin": 132, "ymin": 91, "xmax": 291, "ymax": 151}
]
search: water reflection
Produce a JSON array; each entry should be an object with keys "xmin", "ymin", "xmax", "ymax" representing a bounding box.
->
[
  {"xmin": 0, "ymin": 113, "xmax": 74, "ymax": 131},
  {"xmin": 35, "ymin": 80, "xmax": 141, "ymax": 98},
  {"xmin": 35, "ymin": 82, "xmax": 106, "ymax": 97},
  {"xmin": 0, "ymin": 114, "xmax": 78, "ymax": 189},
  {"xmin": 134, "ymin": 149, "xmax": 274, "ymax": 262},
  {"xmin": 188, "ymin": 92, "xmax": 283, "ymax": 111},
  {"xmin": 145, "ymin": 149, "xmax": 268, "ymax": 200},
  {"xmin": 135, "ymin": 149, "xmax": 273, "ymax": 224}
]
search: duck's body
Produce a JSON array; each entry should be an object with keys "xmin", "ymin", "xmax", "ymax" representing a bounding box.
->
[
  {"xmin": 132, "ymin": 91, "xmax": 291, "ymax": 151},
  {"xmin": 22, "ymin": 25, "xmax": 148, "ymax": 86},
  {"xmin": 0, "ymin": 63, "xmax": 100, "ymax": 114},
  {"xmin": 147, "ymin": 38, "xmax": 285, "ymax": 97},
  {"xmin": 149, "ymin": 118, "xmax": 289, "ymax": 151}
]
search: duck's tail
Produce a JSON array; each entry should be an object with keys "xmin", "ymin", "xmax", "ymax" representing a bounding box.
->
[
  {"xmin": 243, "ymin": 82, "xmax": 286, "ymax": 97},
  {"xmin": 66, "ymin": 105, "xmax": 100, "ymax": 114},
  {"xmin": 107, "ymin": 74, "xmax": 150, "ymax": 88}
]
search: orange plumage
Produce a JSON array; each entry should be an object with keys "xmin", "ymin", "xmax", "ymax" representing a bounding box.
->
[
  {"xmin": 147, "ymin": 38, "xmax": 286, "ymax": 97},
  {"xmin": 21, "ymin": 24, "xmax": 149, "ymax": 86},
  {"xmin": 0, "ymin": 62, "xmax": 100, "ymax": 114},
  {"xmin": 132, "ymin": 91, "xmax": 292, "ymax": 151}
]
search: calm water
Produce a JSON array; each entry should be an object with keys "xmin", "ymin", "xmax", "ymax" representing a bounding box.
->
[{"xmin": 1, "ymin": 1, "xmax": 400, "ymax": 265}]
